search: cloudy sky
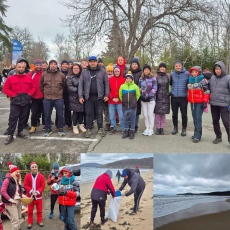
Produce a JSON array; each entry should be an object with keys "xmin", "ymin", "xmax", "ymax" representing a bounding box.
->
[
  {"xmin": 154, "ymin": 154, "xmax": 230, "ymax": 195},
  {"xmin": 81, "ymin": 153, "xmax": 153, "ymax": 164},
  {"xmin": 4, "ymin": 0, "xmax": 105, "ymax": 58}
]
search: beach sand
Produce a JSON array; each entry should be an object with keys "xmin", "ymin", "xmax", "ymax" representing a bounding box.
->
[
  {"xmin": 155, "ymin": 199, "xmax": 230, "ymax": 230},
  {"xmin": 81, "ymin": 170, "xmax": 153, "ymax": 230}
]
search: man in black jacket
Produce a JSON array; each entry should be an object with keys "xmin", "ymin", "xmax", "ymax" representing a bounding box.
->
[{"xmin": 119, "ymin": 168, "xmax": 145, "ymax": 215}]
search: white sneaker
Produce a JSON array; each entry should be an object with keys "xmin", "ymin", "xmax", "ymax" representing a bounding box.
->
[
  {"xmin": 143, "ymin": 129, "xmax": 148, "ymax": 136},
  {"xmin": 73, "ymin": 126, "xmax": 79, "ymax": 134},
  {"xmin": 79, "ymin": 124, "xmax": 86, "ymax": 133},
  {"xmin": 147, "ymin": 129, "xmax": 154, "ymax": 136}
]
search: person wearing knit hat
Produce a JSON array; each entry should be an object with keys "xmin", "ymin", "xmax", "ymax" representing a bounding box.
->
[
  {"xmin": 47, "ymin": 162, "xmax": 62, "ymax": 220},
  {"xmin": 68, "ymin": 60, "xmax": 74, "ymax": 69},
  {"xmin": 119, "ymin": 72, "xmax": 140, "ymax": 139},
  {"xmin": 1, "ymin": 162, "xmax": 25, "ymax": 230},
  {"xmin": 98, "ymin": 58, "xmax": 105, "ymax": 69},
  {"xmin": 106, "ymin": 63, "xmax": 114, "ymax": 78},
  {"xmin": 143, "ymin": 64, "xmax": 152, "ymax": 72},
  {"xmin": 24, "ymin": 162, "xmax": 46, "ymax": 228},
  {"xmin": 129, "ymin": 57, "xmax": 142, "ymax": 133},
  {"xmin": 90, "ymin": 170, "xmax": 116, "ymax": 227}
]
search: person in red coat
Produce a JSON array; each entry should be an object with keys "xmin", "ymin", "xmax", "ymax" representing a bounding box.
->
[
  {"xmin": 90, "ymin": 170, "xmax": 116, "ymax": 227},
  {"xmin": 108, "ymin": 66, "xmax": 125, "ymax": 134},
  {"xmin": 28, "ymin": 59, "xmax": 44, "ymax": 134},
  {"xmin": 3, "ymin": 62, "xmax": 36, "ymax": 145},
  {"xmin": 23, "ymin": 162, "xmax": 46, "ymax": 229},
  {"xmin": 187, "ymin": 66, "xmax": 210, "ymax": 143}
]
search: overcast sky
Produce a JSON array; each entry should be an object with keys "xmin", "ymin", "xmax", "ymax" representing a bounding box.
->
[
  {"xmin": 154, "ymin": 154, "xmax": 230, "ymax": 195},
  {"xmin": 81, "ymin": 153, "xmax": 153, "ymax": 164},
  {"xmin": 4, "ymin": 0, "xmax": 105, "ymax": 58}
]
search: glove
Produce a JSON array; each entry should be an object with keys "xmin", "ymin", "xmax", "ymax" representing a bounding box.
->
[
  {"xmin": 203, "ymin": 103, "xmax": 207, "ymax": 110},
  {"xmin": 59, "ymin": 190, "xmax": 67, "ymax": 196}
]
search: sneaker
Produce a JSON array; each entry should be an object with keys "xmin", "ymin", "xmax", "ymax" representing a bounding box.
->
[
  {"xmin": 58, "ymin": 128, "xmax": 65, "ymax": 136},
  {"xmin": 98, "ymin": 128, "xmax": 106, "ymax": 137},
  {"xmin": 29, "ymin": 126, "xmax": 36, "ymax": 134},
  {"xmin": 79, "ymin": 124, "xmax": 86, "ymax": 132},
  {"xmin": 171, "ymin": 127, "xmax": 178, "ymax": 135},
  {"xmin": 43, "ymin": 129, "xmax": 52, "ymax": 137},
  {"xmin": 27, "ymin": 224, "xmax": 32, "ymax": 229},
  {"xmin": 109, "ymin": 127, "xmax": 116, "ymax": 135},
  {"xmin": 129, "ymin": 130, "xmax": 135, "ymax": 139},
  {"xmin": 147, "ymin": 129, "xmax": 153, "ymax": 136},
  {"xmin": 135, "ymin": 126, "xmax": 139, "ymax": 133},
  {"xmin": 16, "ymin": 133, "xmax": 28, "ymax": 139},
  {"xmin": 60, "ymin": 213, "xmax": 64, "ymax": 221},
  {"xmin": 85, "ymin": 129, "xmax": 91, "ymax": 138},
  {"xmin": 49, "ymin": 212, "xmax": 53, "ymax": 219},
  {"xmin": 193, "ymin": 138, "xmax": 200, "ymax": 143},
  {"xmin": 129, "ymin": 211, "xmax": 136, "ymax": 215},
  {"xmin": 101, "ymin": 218, "xmax": 108, "ymax": 225},
  {"xmin": 213, "ymin": 137, "xmax": 222, "ymax": 144},
  {"xmin": 142, "ymin": 129, "xmax": 148, "ymax": 136},
  {"xmin": 4, "ymin": 135, "xmax": 14, "ymax": 145},
  {"xmin": 104, "ymin": 124, "xmax": 111, "ymax": 131},
  {"xmin": 181, "ymin": 128, "xmax": 186, "ymax": 136},
  {"xmin": 38, "ymin": 222, "xmax": 44, "ymax": 227},
  {"xmin": 73, "ymin": 126, "xmax": 79, "ymax": 134}
]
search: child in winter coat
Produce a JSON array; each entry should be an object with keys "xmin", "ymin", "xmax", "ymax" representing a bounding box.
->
[
  {"xmin": 187, "ymin": 66, "xmax": 210, "ymax": 143},
  {"xmin": 119, "ymin": 72, "xmax": 140, "ymax": 139}
]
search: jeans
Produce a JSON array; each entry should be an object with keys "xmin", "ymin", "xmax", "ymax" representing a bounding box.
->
[
  {"xmin": 61, "ymin": 205, "xmax": 77, "ymax": 230},
  {"xmin": 190, "ymin": 103, "xmax": 203, "ymax": 139},
  {"xmin": 43, "ymin": 99, "xmax": 65, "ymax": 129},
  {"xmin": 123, "ymin": 108, "xmax": 136, "ymax": 130},
  {"xmin": 108, "ymin": 104, "xmax": 124, "ymax": 131}
]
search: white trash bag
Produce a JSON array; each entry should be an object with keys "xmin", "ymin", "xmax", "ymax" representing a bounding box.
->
[{"xmin": 105, "ymin": 195, "xmax": 122, "ymax": 222}]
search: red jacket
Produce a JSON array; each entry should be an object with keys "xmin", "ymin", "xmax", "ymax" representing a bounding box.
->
[
  {"xmin": 58, "ymin": 190, "xmax": 76, "ymax": 206},
  {"xmin": 23, "ymin": 173, "xmax": 46, "ymax": 200},
  {"xmin": 108, "ymin": 76, "xmax": 125, "ymax": 104},
  {"xmin": 188, "ymin": 88, "xmax": 210, "ymax": 103},
  {"xmin": 27, "ymin": 71, "xmax": 43, "ymax": 99},
  {"xmin": 3, "ymin": 74, "xmax": 36, "ymax": 98}
]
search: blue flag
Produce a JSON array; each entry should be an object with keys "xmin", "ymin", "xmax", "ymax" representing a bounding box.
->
[{"xmin": 12, "ymin": 39, "xmax": 23, "ymax": 65}]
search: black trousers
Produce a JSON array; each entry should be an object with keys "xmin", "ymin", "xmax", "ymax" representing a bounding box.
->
[
  {"xmin": 72, "ymin": 112, "xmax": 84, "ymax": 126},
  {"xmin": 50, "ymin": 194, "xmax": 62, "ymax": 214},
  {"xmin": 171, "ymin": 97, "xmax": 188, "ymax": 128},
  {"xmin": 85, "ymin": 96, "xmax": 104, "ymax": 130},
  {"xmin": 133, "ymin": 187, "xmax": 145, "ymax": 212},
  {"xmin": 8, "ymin": 103, "xmax": 30, "ymax": 135},
  {"xmin": 211, "ymin": 105, "xmax": 230, "ymax": 143},
  {"xmin": 31, "ymin": 98, "xmax": 44, "ymax": 126},
  {"xmin": 90, "ymin": 199, "xmax": 106, "ymax": 222}
]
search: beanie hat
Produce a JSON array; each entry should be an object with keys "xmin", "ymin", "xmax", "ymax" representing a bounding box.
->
[
  {"xmin": 106, "ymin": 63, "xmax": 114, "ymax": 72},
  {"xmin": 49, "ymin": 60, "xmax": 58, "ymax": 66},
  {"xmin": 143, "ymin": 64, "xmax": 151, "ymax": 72},
  {"xmin": 121, "ymin": 169, "xmax": 127, "ymax": 177},
  {"xmin": 158, "ymin": 62, "xmax": 167, "ymax": 69},
  {"xmin": 131, "ymin": 58, "xmax": 140, "ymax": 67},
  {"xmin": 98, "ymin": 58, "xmax": 103, "ymax": 63},
  {"xmin": 30, "ymin": 162, "xmax": 38, "ymax": 168},
  {"xmin": 106, "ymin": 169, "xmax": 113, "ymax": 179},
  {"xmin": 8, "ymin": 162, "xmax": 20, "ymax": 174},
  {"xmin": 125, "ymin": 71, "xmax": 134, "ymax": 80},
  {"xmin": 61, "ymin": 60, "xmax": 69, "ymax": 65},
  {"xmin": 68, "ymin": 60, "xmax": 74, "ymax": 64},
  {"xmin": 89, "ymin": 56, "xmax": 97, "ymax": 61},
  {"xmin": 34, "ymin": 59, "xmax": 42, "ymax": 66},
  {"xmin": 53, "ymin": 162, "xmax": 59, "ymax": 169}
]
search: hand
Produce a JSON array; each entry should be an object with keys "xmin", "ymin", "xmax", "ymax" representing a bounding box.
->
[
  {"xmin": 104, "ymin": 97, "xmax": 109, "ymax": 102},
  {"xmin": 113, "ymin": 98, "xmax": 119, "ymax": 103},
  {"xmin": 32, "ymin": 191, "xmax": 37, "ymax": 196},
  {"xmin": 13, "ymin": 200, "xmax": 18, "ymax": 205},
  {"xmin": 203, "ymin": 102, "xmax": 207, "ymax": 110},
  {"xmin": 51, "ymin": 176, "xmax": 55, "ymax": 180},
  {"xmin": 122, "ymin": 193, "xmax": 126, "ymax": 197},
  {"xmin": 3, "ymin": 211, "xmax": 7, "ymax": 215},
  {"xmin": 79, "ymin": 98, "xmax": 84, "ymax": 104}
]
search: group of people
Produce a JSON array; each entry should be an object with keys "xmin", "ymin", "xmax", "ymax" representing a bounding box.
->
[
  {"xmin": 90, "ymin": 167, "xmax": 145, "ymax": 228},
  {"xmin": 0, "ymin": 162, "xmax": 78, "ymax": 230},
  {"xmin": 2, "ymin": 55, "xmax": 230, "ymax": 146}
]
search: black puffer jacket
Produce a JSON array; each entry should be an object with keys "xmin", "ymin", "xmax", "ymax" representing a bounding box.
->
[
  {"xmin": 154, "ymin": 72, "xmax": 170, "ymax": 114},
  {"xmin": 66, "ymin": 74, "xmax": 84, "ymax": 112}
]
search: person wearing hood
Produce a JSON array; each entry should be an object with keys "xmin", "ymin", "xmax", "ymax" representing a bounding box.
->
[
  {"xmin": 47, "ymin": 162, "xmax": 62, "ymax": 220},
  {"xmin": 40, "ymin": 59, "xmax": 66, "ymax": 137},
  {"xmin": 138, "ymin": 64, "xmax": 157, "ymax": 136},
  {"xmin": 209, "ymin": 61, "xmax": 230, "ymax": 147},
  {"xmin": 119, "ymin": 72, "xmax": 140, "ymax": 139},
  {"xmin": 90, "ymin": 170, "xmax": 116, "ymax": 228},
  {"xmin": 58, "ymin": 166, "xmax": 78, "ymax": 230},
  {"xmin": 66, "ymin": 63, "xmax": 86, "ymax": 134},
  {"xmin": 3, "ymin": 62, "xmax": 36, "ymax": 145},
  {"xmin": 116, "ymin": 56, "xmax": 128, "ymax": 78},
  {"xmin": 78, "ymin": 56, "xmax": 110, "ymax": 138},
  {"xmin": 188, "ymin": 66, "xmax": 210, "ymax": 143},
  {"xmin": 108, "ymin": 65, "xmax": 125, "ymax": 134},
  {"xmin": 7, "ymin": 57, "xmax": 30, "ymax": 77},
  {"xmin": 119, "ymin": 168, "xmax": 145, "ymax": 215},
  {"xmin": 170, "ymin": 60, "xmax": 190, "ymax": 136},
  {"xmin": 129, "ymin": 58, "xmax": 143, "ymax": 132}
]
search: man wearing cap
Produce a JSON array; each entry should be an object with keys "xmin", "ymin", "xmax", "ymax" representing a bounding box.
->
[
  {"xmin": 40, "ymin": 60, "xmax": 66, "ymax": 137},
  {"xmin": 28, "ymin": 59, "xmax": 44, "ymax": 134},
  {"xmin": 78, "ymin": 56, "xmax": 110, "ymax": 138},
  {"xmin": 90, "ymin": 170, "xmax": 116, "ymax": 227},
  {"xmin": 24, "ymin": 162, "xmax": 46, "ymax": 229},
  {"xmin": 119, "ymin": 168, "xmax": 145, "ymax": 215},
  {"xmin": 3, "ymin": 62, "xmax": 36, "ymax": 145}
]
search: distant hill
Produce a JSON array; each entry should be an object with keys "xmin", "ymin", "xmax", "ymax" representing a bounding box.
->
[
  {"xmin": 81, "ymin": 163, "xmax": 102, "ymax": 168},
  {"xmin": 100, "ymin": 157, "xmax": 153, "ymax": 169},
  {"xmin": 177, "ymin": 191, "xmax": 230, "ymax": 196}
]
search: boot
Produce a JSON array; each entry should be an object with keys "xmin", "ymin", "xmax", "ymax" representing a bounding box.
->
[
  {"xmin": 4, "ymin": 135, "xmax": 14, "ymax": 145},
  {"xmin": 156, "ymin": 128, "xmax": 161, "ymax": 135},
  {"xmin": 16, "ymin": 133, "xmax": 28, "ymax": 139},
  {"xmin": 181, "ymin": 128, "xmax": 186, "ymax": 136},
  {"xmin": 29, "ymin": 126, "xmax": 36, "ymax": 134},
  {"xmin": 101, "ymin": 218, "xmax": 108, "ymax": 225},
  {"xmin": 85, "ymin": 129, "xmax": 91, "ymax": 138},
  {"xmin": 73, "ymin": 126, "xmax": 79, "ymax": 134},
  {"xmin": 122, "ymin": 129, "xmax": 129, "ymax": 139},
  {"xmin": 160, "ymin": 128, "xmax": 164, "ymax": 135},
  {"xmin": 213, "ymin": 137, "xmax": 222, "ymax": 144},
  {"xmin": 129, "ymin": 130, "xmax": 135, "ymax": 139},
  {"xmin": 171, "ymin": 127, "xmax": 178, "ymax": 135},
  {"xmin": 104, "ymin": 123, "xmax": 111, "ymax": 131},
  {"xmin": 79, "ymin": 124, "xmax": 86, "ymax": 132}
]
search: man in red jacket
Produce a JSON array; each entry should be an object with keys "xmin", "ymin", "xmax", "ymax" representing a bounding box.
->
[
  {"xmin": 28, "ymin": 59, "xmax": 44, "ymax": 134},
  {"xmin": 23, "ymin": 162, "xmax": 46, "ymax": 229},
  {"xmin": 90, "ymin": 170, "xmax": 116, "ymax": 227},
  {"xmin": 3, "ymin": 62, "xmax": 36, "ymax": 145}
]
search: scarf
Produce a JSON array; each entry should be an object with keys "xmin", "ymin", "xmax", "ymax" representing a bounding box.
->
[
  {"xmin": 189, "ymin": 74, "xmax": 204, "ymax": 84},
  {"xmin": 61, "ymin": 175, "xmax": 75, "ymax": 185}
]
